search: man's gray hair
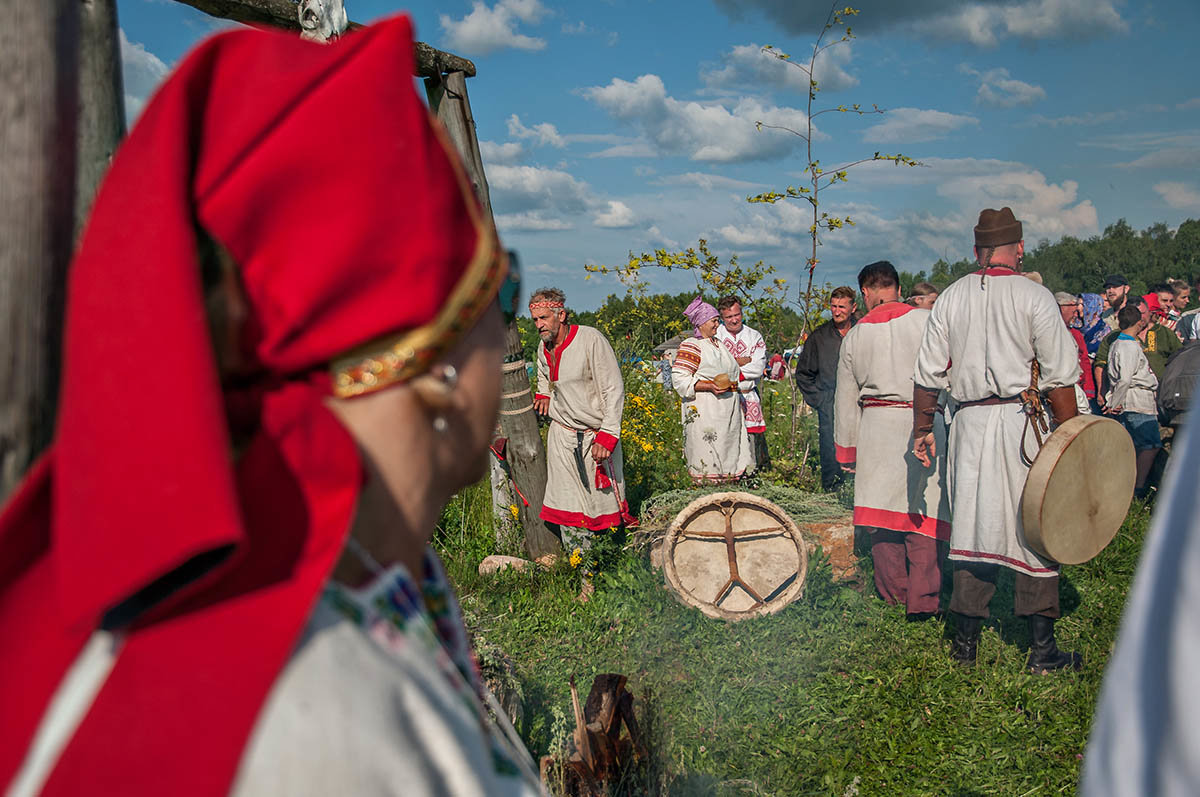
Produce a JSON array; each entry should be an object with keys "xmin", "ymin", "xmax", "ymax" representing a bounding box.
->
[{"xmin": 529, "ymin": 286, "xmax": 568, "ymax": 317}]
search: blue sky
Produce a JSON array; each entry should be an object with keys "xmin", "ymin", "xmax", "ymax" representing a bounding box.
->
[{"xmin": 118, "ymin": 0, "xmax": 1200, "ymax": 309}]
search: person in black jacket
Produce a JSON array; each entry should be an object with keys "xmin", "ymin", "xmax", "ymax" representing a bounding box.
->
[{"xmin": 795, "ymin": 286, "xmax": 858, "ymax": 490}]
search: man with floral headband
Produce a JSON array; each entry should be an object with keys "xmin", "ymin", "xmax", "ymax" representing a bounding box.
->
[
  {"xmin": 0, "ymin": 17, "xmax": 541, "ymax": 796},
  {"xmin": 530, "ymin": 287, "xmax": 635, "ymax": 553}
]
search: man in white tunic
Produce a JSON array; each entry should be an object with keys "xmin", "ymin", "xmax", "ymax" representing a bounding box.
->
[
  {"xmin": 531, "ymin": 288, "xmax": 634, "ymax": 549},
  {"xmin": 716, "ymin": 296, "xmax": 770, "ymax": 470},
  {"xmin": 835, "ymin": 261, "xmax": 950, "ymax": 620},
  {"xmin": 1105, "ymin": 303, "xmax": 1162, "ymax": 499},
  {"xmin": 913, "ymin": 207, "xmax": 1083, "ymax": 672},
  {"xmin": 673, "ymin": 297, "xmax": 754, "ymax": 483}
]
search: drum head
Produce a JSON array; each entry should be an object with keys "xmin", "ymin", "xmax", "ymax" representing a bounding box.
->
[
  {"xmin": 662, "ymin": 492, "xmax": 807, "ymax": 621},
  {"xmin": 1021, "ymin": 415, "xmax": 1135, "ymax": 565}
]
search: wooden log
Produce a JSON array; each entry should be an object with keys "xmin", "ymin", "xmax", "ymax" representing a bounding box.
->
[
  {"xmin": 426, "ymin": 71, "xmax": 558, "ymax": 559},
  {"xmin": 76, "ymin": 0, "xmax": 126, "ymax": 241},
  {"xmin": 0, "ymin": 1, "xmax": 79, "ymax": 501},
  {"xmin": 171, "ymin": 0, "xmax": 476, "ymax": 76}
]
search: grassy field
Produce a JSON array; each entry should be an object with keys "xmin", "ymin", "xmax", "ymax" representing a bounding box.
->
[{"xmin": 436, "ymin": 380, "xmax": 1150, "ymax": 795}]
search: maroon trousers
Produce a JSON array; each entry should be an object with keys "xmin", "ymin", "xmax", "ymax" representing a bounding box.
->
[{"xmin": 869, "ymin": 528, "xmax": 941, "ymax": 615}]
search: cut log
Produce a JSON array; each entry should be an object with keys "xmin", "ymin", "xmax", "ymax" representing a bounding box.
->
[{"xmin": 76, "ymin": 0, "xmax": 126, "ymax": 241}]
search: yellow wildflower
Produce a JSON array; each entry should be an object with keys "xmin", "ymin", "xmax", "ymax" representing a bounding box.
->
[
  {"xmin": 508, "ymin": 503, "xmax": 519, "ymax": 520},
  {"xmin": 569, "ymin": 548, "xmax": 584, "ymax": 568},
  {"xmin": 642, "ymin": 442, "xmax": 654, "ymax": 452}
]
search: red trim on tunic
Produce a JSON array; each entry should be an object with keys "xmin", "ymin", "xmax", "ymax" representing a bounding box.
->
[
  {"xmin": 540, "ymin": 502, "xmax": 637, "ymax": 530},
  {"xmin": 746, "ymin": 425, "xmax": 765, "ymax": 434},
  {"xmin": 835, "ymin": 444, "xmax": 856, "ymax": 464},
  {"xmin": 689, "ymin": 471, "xmax": 744, "ymax": 485},
  {"xmin": 594, "ymin": 431, "xmax": 618, "ymax": 451},
  {"xmin": 854, "ymin": 507, "xmax": 949, "ymax": 540},
  {"xmin": 948, "ymin": 548, "xmax": 1058, "ymax": 574},
  {"xmin": 545, "ymin": 324, "xmax": 578, "ymax": 382},
  {"xmin": 534, "ymin": 393, "xmax": 549, "ymax": 402},
  {"xmin": 974, "ymin": 267, "xmax": 1022, "ymax": 276},
  {"xmin": 858, "ymin": 301, "xmax": 916, "ymax": 325},
  {"xmin": 861, "ymin": 397, "xmax": 912, "ymax": 409}
]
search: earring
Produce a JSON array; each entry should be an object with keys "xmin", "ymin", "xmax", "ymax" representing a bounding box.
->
[
  {"xmin": 433, "ymin": 364, "xmax": 458, "ymax": 388},
  {"xmin": 432, "ymin": 416, "xmax": 448, "ymax": 433}
]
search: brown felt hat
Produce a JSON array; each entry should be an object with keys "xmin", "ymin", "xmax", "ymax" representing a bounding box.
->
[{"xmin": 974, "ymin": 207, "xmax": 1023, "ymax": 247}]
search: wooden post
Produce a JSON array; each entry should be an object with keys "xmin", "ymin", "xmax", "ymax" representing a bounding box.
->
[
  {"xmin": 0, "ymin": 0, "xmax": 80, "ymax": 501},
  {"xmin": 426, "ymin": 71, "xmax": 559, "ymax": 558},
  {"xmin": 76, "ymin": 0, "xmax": 126, "ymax": 241}
]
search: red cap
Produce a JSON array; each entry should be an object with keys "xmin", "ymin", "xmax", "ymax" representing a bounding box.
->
[{"xmin": 0, "ymin": 16, "xmax": 502, "ymax": 794}]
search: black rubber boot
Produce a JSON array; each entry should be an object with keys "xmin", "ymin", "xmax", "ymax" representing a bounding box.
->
[
  {"xmin": 1026, "ymin": 615, "xmax": 1082, "ymax": 673},
  {"xmin": 950, "ymin": 615, "xmax": 982, "ymax": 666}
]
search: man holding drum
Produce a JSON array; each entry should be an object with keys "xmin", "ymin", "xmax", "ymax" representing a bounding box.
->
[{"xmin": 912, "ymin": 208, "xmax": 1084, "ymax": 673}]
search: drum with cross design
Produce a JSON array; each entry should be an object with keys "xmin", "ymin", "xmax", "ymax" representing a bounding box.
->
[{"xmin": 662, "ymin": 492, "xmax": 808, "ymax": 621}]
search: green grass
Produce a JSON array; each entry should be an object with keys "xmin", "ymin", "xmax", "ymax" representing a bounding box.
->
[
  {"xmin": 435, "ymin": 402, "xmax": 1151, "ymax": 795},
  {"xmin": 437, "ymin": 477, "xmax": 1150, "ymax": 796}
]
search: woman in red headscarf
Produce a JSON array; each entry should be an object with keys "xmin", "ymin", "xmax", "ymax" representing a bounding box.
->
[{"xmin": 0, "ymin": 16, "xmax": 541, "ymax": 797}]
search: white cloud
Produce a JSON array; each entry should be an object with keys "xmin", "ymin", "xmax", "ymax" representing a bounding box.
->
[
  {"xmin": 862, "ymin": 107, "xmax": 979, "ymax": 143},
  {"xmin": 646, "ymin": 225, "xmax": 680, "ymax": 249},
  {"xmin": 713, "ymin": 0, "xmax": 1128, "ymax": 45},
  {"xmin": 1178, "ymin": 98, "xmax": 1200, "ymax": 111},
  {"xmin": 488, "ymin": 163, "xmax": 593, "ymax": 213},
  {"xmin": 594, "ymin": 200, "xmax": 637, "ymax": 228},
  {"xmin": 479, "ymin": 140, "xmax": 525, "ymax": 165},
  {"xmin": 654, "ymin": 172, "xmax": 761, "ymax": 191},
  {"xmin": 701, "ymin": 42, "xmax": 858, "ymax": 96},
  {"xmin": 495, "ymin": 212, "xmax": 574, "ymax": 232},
  {"xmin": 119, "ymin": 28, "xmax": 170, "ymax": 123},
  {"xmin": 1028, "ymin": 110, "xmax": 1128, "ymax": 127},
  {"xmin": 1118, "ymin": 149, "xmax": 1200, "ymax": 170},
  {"xmin": 1155, "ymin": 182, "xmax": 1200, "ymax": 211},
  {"xmin": 582, "ymin": 73, "xmax": 813, "ymax": 162},
  {"xmin": 506, "ymin": 114, "xmax": 565, "ymax": 148},
  {"xmin": 959, "ymin": 65, "xmax": 1045, "ymax": 108},
  {"xmin": 711, "ymin": 157, "xmax": 1097, "ymax": 267},
  {"xmin": 439, "ymin": 0, "xmax": 547, "ymax": 55},
  {"xmin": 561, "ymin": 21, "xmax": 589, "ymax": 34}
]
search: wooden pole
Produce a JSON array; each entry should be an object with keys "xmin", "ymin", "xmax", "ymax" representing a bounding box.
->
[
  {"xmin": 427, "ymin": 72, "xmax": 559, "ymax": 558},
  {"xmin": 0, "ymin": 0, "xmax": 80, "ymax": 501},
  {"xmin": 76, "ymin": 0, "xmax": 126, "ymax": 241}
]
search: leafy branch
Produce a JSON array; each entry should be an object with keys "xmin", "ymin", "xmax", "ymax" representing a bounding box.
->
[{"xmin": 752, "ymin": 4, "xmax": 922, "ymax": 323}]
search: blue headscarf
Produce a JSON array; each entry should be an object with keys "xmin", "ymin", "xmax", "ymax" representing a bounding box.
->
[{"xmin": 1079, "ymin": 293, "xmax": 1106, "ymax": 354}]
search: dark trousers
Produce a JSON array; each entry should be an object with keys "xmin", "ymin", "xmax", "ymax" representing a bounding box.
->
[
  {"xmin": 870, "ymin": 529, "xmax": 941, "ymax": 615},
  {"xmin": 949, "ymin": 562, "xmax": 1060, "ymax": 619},
  {"xmin": 750, "ymin": 431, "xmax": 771, "ymax": 471},
  {"xmin": 815, "ymin": 399, "xmax": 842, "ymax": 491}
]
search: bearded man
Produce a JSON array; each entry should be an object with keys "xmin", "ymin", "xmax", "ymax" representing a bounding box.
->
[
  {"xmin": 716, "ymin": 296, "xmax": 770, "ymax": 470},
  {"xmin": 913, "ymin": 208, "xmax": 1083, "ymax": 673},
  {"xmin": 530, "ymin": 288, "xmax": 634, "ymax": 550},
  {"xmin": 834, "ymin": 261, "xmax": 949, "ymax": 620}
]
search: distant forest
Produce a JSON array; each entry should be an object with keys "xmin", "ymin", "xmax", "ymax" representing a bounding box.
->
[{"xmin": 899, "ymin": 218, "xmax": 1200, "ymax": 298}]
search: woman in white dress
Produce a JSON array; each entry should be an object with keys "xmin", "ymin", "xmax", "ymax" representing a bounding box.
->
[{"xmin": 671, "ymin": 297, "xmax": 754, "ymax": 482}]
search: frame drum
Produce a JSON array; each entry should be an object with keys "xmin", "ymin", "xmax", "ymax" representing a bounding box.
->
[
  {"xmin": 1021, "ymin": 415, "xmax": 1135, "ymax": 565},
  {"xmin": 662, "ymin": 492, "xmax": 807, "ymax": 621}
]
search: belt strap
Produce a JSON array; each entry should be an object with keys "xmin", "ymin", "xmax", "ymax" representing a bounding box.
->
[
  {"xmin": 957, "ymin": 395, "xmax": 1021, "ymax": 409},
  {"xmin": 861, "ymin": 397, "xmax": 912, "ymax": 409}
]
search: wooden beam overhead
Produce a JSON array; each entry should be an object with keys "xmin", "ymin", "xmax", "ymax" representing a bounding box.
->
[{"xmin": 173, "ymin": 0, "xmax": 475, "ymax": 76}]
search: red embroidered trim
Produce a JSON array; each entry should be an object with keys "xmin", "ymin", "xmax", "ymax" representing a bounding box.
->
[
  {"xmin": 860, "ymin": 397, "xmax": 913, "ymax": 409},
  {"xmin": 534, "ymin": 393, "xmax": 549, "ymax": 402},
  {"xmin": 835, "ymin": 444, "xmax": 856, "ymax": 464},
  {"xmin": 974, "ymin": 267, "xmax": 1021, "ymax": 277},
  {"xmin": 746, "ymin": 425, "xmax": 766, "ymax": 434},
  {"xmin": 854, "ymin": 507, "xmax": 950, "ymax": 540},
  {"xmin": 545, "ymin": 325, "xmax": 578, "ymax": 382},
  {"xmin": 859, "ymin": 301, "xmax": 916, "ymax": 325},
  {"xmin": 540, "ymin": 503, "xmax": 638, "ymax": 530},
  {"xmin": 948, "ymin": 548, "xmax": 1058, "ymax": 574}
]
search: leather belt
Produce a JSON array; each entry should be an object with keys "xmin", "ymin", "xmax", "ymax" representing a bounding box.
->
[{"xmin": 957, "ymin": 395, "xmax": 1021, "ymax": 409}]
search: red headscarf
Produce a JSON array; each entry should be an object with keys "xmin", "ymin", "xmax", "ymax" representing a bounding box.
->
[
  {"xmin": 0, "ymin": 16, "xmax": 503, "ymax": 795},
  {"xmin": 1142, "ymin": 292, "xmax": 1166, "ymax": 321}
]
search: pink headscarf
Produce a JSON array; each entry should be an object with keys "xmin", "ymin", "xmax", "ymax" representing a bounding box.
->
[{"xmin": 684, "ymin": 295, "xmax": 719, "ymax": 337}]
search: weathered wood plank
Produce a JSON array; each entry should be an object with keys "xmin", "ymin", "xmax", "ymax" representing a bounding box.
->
[
  {"xmin": 76, "ymin": 0, "xmax": 126, "ymax": 241},
  {"xmin": 0, "ymin": 0, "xmax": 80, "ymax": 501},
  {"xmin": 172, "ymin": 0, "xmax": 476, "ymax": 76}
]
